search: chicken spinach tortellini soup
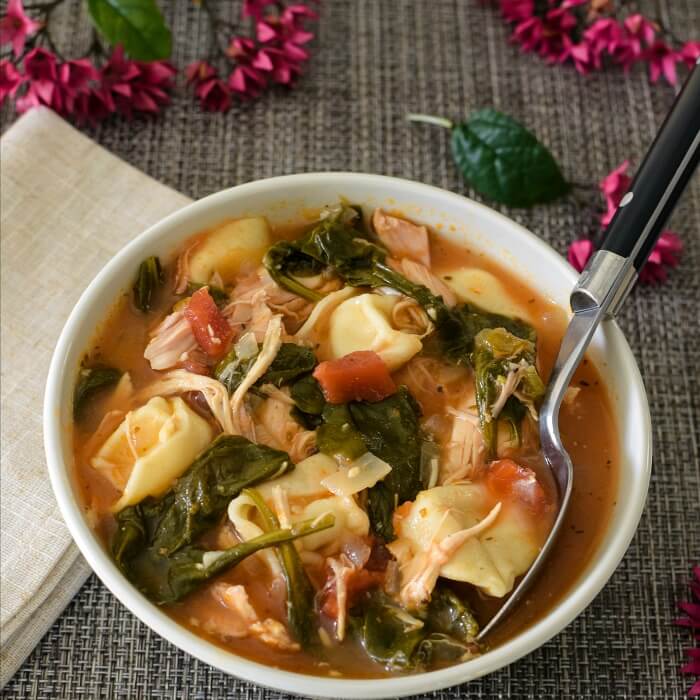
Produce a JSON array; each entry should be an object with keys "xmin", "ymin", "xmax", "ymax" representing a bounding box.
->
[{"xmin": 73, "ymin": 205, "xmax": 618, "ymax": 677}]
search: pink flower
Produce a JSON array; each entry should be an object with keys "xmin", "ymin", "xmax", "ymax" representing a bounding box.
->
[
  {"xmin": 599, "ymin": 160, "xmax": 631, "ymax": 227},
  {"xmin": 623, "ymin": 13, "xmax": 656, "ymax": 47},
  {"xmin": 185, "ymin": 60, "xmax": 216, "ymax": 84},
  {"xmin": 15, "ymin": 48, "xmax": 58, "ymax": 113},
  {"xmin": 23, "ymin": 46, "xmax": 57, "ymax": 81},
  {"xmin": 500, "ymin": 0, "xmax": 534, "ymax": 23},
  {"xmin": 242, "ymin": 0, "xmax": 275, "ymax": 20},
  {"xmin": 227, "ymin": 37, "xmax": 268, "ymax": 98},
  {"xmin": 644, "ymin": 41, "xmax": 680, "ymax": 85},
  {"xmin": 558, "ymin": 35, "xmax": 592, "ymax": 74},
  {"xmin": 0, "ymin": 59, "xmax": 23, "ymax": 105},
  {"xmin": 0, "ymin": 0, "xmax": 41, "ymax": 57},
  {"xmin": 196, "ymin": 77, "xmax": 232, "ymax": 112},
  {"xmin": 512, "ymin": 17, "xmax": 544, "ymax": 53},
  {"xmin": 679, "ymin": 41, "xmax": 700, "ymax": 70},
  {"xmin": 583, "ymin": 18, "xmax": 626, "ymax": 69},
  {"xmin": 567, "ymin": 238, "xmax": 595, "ymax": 272},
  {"xmin": 637, "ymin": 231, "xmax": 683, "ymax": 284},
  {"xmin": 100, "ymin": 47, "xmax": 175, "ymax": 118},
  {"xmin": 75, "ymin": 87, "xmax": 115, "ymax": 125}
]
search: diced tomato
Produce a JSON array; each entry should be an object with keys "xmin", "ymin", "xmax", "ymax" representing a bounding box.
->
[
  {"xmin": 485, "ymin": 459, "xmax": 549, "ymax": 515},
  {"xmin": 184, "ymin": 287, "xmax": 232, "ymax": 359},
  {"xmin": 313, "ymin": 351, "xmax": 397, "ymax": 404}
]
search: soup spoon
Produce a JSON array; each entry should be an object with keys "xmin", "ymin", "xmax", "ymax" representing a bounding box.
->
[{"xmin": 478, "ymin": 60, "xmax": 700, "ymax": 640}]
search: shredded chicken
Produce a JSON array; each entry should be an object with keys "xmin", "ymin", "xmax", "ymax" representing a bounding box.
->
[
  {"xmin": 144, "ymin": 309, "xmax": 198, "ymax": 371},
  {"xmin": 372, "ymin": 209, "xmax": 431, "ymax": 267},
  {"xmin": 395, "ymin": 258, "xmax": 457, "ymax": 307},
  {"xmin": 230, "ymin": 314, "xmax": 282, "ymax": 430},
  {"xmin": 398, "ymin": 503, "xmax": 502, "ymax": 609},
  {"xmin": 489, "ymin": 359, "xmax": 538, "ymax": 421},
  {"xmin": 211, "ymin": 583, "xmax": 300, "ymax": 651},
  {"xmin": 253, "ymin": 389, "xmax": 316, "ymax": 462},
  {"xmin": 563, "ymin": 386, "xmax": 582, "ymax": 406},
  {"xmin": 442, "ymin": 394, "xmax": 485, "ymax": 484},
  {"xmin": 225, "ymin": 267, "xmax": 313, "ymax": 338},
  {"xmin": 271, "ymin": 485, "xmax": 293, "ymax": 530},
  {"xmin": 138, "ymin": 369, "xmax": 237, "ymax": 433},
  {"xmin": 83, "ymin": 410, "xmax": 126, "ymax": 462},
  {"xmin": 325, "ymin": 554, "xmax": 356, "ymax": 642}
]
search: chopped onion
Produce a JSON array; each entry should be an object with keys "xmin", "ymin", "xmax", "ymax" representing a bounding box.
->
[
  {"xmin": 320, "ymin": 452, "xmax": 392, "ymax": 497},
  {"xmin": 235, "ymin": 331, "xmax": 258, "ymax": 360}
]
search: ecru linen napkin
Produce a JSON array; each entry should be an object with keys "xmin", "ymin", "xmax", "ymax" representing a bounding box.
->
[{"xmin": 0, "ymin": 108, "xmax": 191, "ymax": 687}]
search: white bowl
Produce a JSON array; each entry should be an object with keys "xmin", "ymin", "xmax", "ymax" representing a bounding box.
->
[{"xmin": 44, "ymin": 173, "xmax": 652, "ymax": 699}]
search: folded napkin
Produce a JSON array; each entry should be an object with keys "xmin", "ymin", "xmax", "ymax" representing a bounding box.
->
[{"xmin": 0, "ymin": 108, "xmax": 191, "ymax": 687}]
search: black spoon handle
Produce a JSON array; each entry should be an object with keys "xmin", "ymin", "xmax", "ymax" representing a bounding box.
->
[{"xmin": 600, "ymin": 60, "xmax": 700, "ymax": 270}]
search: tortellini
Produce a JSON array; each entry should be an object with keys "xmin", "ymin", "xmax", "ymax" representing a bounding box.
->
[
  {"xmin": 443, "ymin": 268, "xmax": 532, "ymax": 323},
  {"xmin": 92, "ymin": 396, "xmax": 214, "ymax": 511},
  {"xmin": 328, "ymin": 293, "xmax": 423, "ymax": 370},
  {"xmin": 395, "ymin": 484, "xmax": 541, "ymax": 597},
  {"xmin": 188, "ymin": 217, "xmax": 272, "ymax": 286}
]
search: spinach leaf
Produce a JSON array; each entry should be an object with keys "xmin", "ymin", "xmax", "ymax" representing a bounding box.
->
[
  {"xmin": 290, "ymin": 374, "xmax": 326, "ymax": 429},
  {"xmin": 73, "ymin": 366, "xmax": 122, "ymax": 419},
  {"xmin": 357, "ymin": 592, "xmax": 426, "ymax": 670},
  {"xmin": 112, "ymin": 435, "xmax": 293, "ymax": 567},
  {"xmin": 316, "ymin": 404, "xmax": 366, "ymax": 460},
  {"xmin": 349, "ymin": 387, "xmax": 423, "ymax": 540},
  {"xmin": 215, "ymin": 343, "xmax": 317, "ymax": 396},
  {"xmin": 214, "ymin": 347, "xmax": 258, "ymax": 395},
  {"xmin": 414, "ymin": 633, "xmax": 474, "ymax": 666},
  {"xmin": 425, "ymin": 586, "xmax": 479, "ymax": 641},
  {"xmin": 87, "ymin": 0, "xmax": 172, "ymax": 61},
  {"xmin": 245, "ymin": 489, "xmax": 317, "ymax": 646},
  {"xmin": 472, "ymin": 327, "xmax": 545, "ymax": 456},
  {"xmin": 264, "ymin": 240, "xmax": 325, "ymax": 302},
  {"xmin": 354, "ymin": 586, "xmax": 479, "ymax": 671},
  {"xmin": 124, "ymin": 513, "xmax": 334, "ymax": 605},
  {"xmin": 186, "ymin": 282, "xmax": 229, "ymax": 307},
  {"xmin": 261, "ymin": 343, "xmax": 317, "ymax": 387},
  {"xmin": 133, "ymin": 255, "xmax": 164, "ymax": 312}
]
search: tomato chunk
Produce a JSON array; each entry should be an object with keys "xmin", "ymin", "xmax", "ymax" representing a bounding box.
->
[
  {"xmin": 485, "ymin": 459, "xmax": 549, "ymax": 515},
  {"xmin": 313, "ymin": 351, "xmax": 396, "ymax": 404},
  {"xmin": 184, "ymin": 287, "xmax": 232, "ymax": 360}
]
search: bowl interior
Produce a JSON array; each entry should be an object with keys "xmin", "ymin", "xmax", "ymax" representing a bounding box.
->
[{"xmin": 44, "ymin": 173, "xmax": 651, "ymax": 699}]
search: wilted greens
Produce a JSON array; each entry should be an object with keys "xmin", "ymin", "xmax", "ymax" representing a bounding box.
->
[
  {"xmin": 472, "ymin": 327, "xmax": 546, "ymax": 455},
  {"xmin": 355, "ymin": 586, "xmax": 479, "ymax": 671},
  {"xmin": 123, "ymin": 513, "xmax": 334, "ymax": 605},
  {"xmin": 245, "ymin": 489, "xmax": 317, "ymax": 646},
  {"xmin": 73, "ymin": 365, "xmax": 122, "ymax": 419},
  {"xmin": 133, "ymin": 255, "xmax": 164, "ymax": 312},
  {"xmin": 113, "ymin": 435, "xmax": 293, "ymax": 569},
  {"xmin": 215, "ymin": 342, "xmax": 317, "ymax": 396}
]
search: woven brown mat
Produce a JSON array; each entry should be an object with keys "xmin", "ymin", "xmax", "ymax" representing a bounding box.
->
[{"xmin": 2, "ymin": 0, "xmax": 699, "ymax": 697}]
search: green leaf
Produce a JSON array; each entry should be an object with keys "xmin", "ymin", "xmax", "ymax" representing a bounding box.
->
[
  {"xmin": 290, "ymin": 374, "xmax": 326, "ymax": 429},
  {"xmin": 215, "ymin": 343, "xmax": 317, "ymax": 396},
  {"xmin": 133, "ymin": 255, "xmax": 164, "ymax": 312},
  {"xmin": 357, "ymin": 592, "xmax": 426, "ymax": 670},
  {"xmin": 87, "ymin": 0, "xmax": 172, "ymax": 61},
  {"xmin": 450, "ymin": 109, "xmax": 570, "ymax": 207},
  {"xmin": 112, "ymin": 435, "xmax": 293, "ymax": 568},
  {"xmin": 124, "ymin": 513, "xmax": 334, "ymax": 605},
  {"xmin": 425, "ymin": 586, "xmax": 479, "ymax": 642},
  {"xmin": 349, "ymin": 387, "xmax": 423, "ymax": 540},
  {"xmin": 73, "ymin": 366, "xmax": 122, "ymax": 419},
  {"xmin": 244, "ymin": 489, "xmax": 317, "ymax": 646},
  {"xmin": 316, "ymin": 404, "xmax": 366, "ymax": 460}
]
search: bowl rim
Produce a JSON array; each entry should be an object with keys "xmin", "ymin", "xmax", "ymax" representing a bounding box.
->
[{"xmin": 44, "ymin": 172, "xmax": 652, "ymax": 699}]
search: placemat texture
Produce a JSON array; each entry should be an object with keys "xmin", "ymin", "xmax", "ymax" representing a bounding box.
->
[{"xmin": 1, "ymin": 0, "xmax": 698, "ymax": 698}]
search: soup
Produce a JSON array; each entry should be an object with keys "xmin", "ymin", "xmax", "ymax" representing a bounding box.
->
[{"xmin": 72, "ymin": 204, "xmax": 618, "ymax": 678}]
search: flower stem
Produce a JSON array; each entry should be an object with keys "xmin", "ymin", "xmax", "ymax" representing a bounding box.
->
[{"xmin": 406, "ymin": 113, "xmax": 454, "ymax": 130}]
